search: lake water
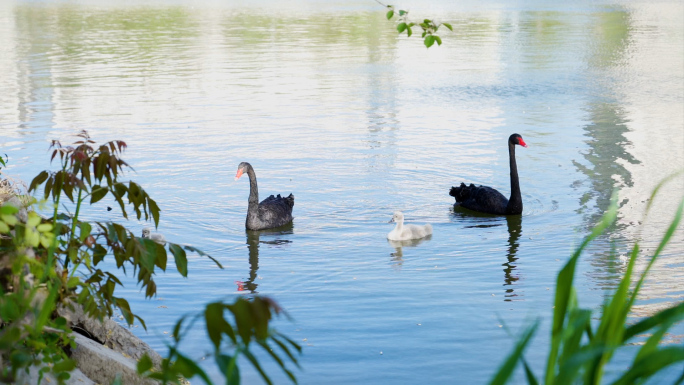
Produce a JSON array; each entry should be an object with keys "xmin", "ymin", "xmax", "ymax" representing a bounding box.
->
[{"xmin": 1, "ymin": 0, "xmax": 683, "ymax": 383}]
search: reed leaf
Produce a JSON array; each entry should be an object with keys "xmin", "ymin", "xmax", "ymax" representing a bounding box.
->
[{"xmin": 489, "ymin": 320, "xmax": 539, "ymax": 385}]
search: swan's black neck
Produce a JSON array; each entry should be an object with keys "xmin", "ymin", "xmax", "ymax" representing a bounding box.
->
[
  {"xmin": 245, "ymin": 165, "xmax": 259, "ymax": 209},
  {"xmin": 506, "ymin": 142, "xmax": 523, "ymax": 214}
]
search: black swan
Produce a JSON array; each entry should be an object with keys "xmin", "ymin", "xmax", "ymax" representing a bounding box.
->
[
  {"xmin": 449, "ymin": 133, "xmax": 528, "ymax": 215},
  {"xmin": 235, "ymin": 162, "xmax": 294, "ymax": 230}
]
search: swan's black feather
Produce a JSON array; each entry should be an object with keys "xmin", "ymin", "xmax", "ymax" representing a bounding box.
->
[
  {"xmin": 450, "ymin": 183, "xmax": 509, "ymax": 215},
  {"xmin": 254, "ymin": 194, "xmax": 294, "ymax": 229}
]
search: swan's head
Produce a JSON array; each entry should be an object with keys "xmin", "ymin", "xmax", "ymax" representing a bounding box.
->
[
  {"xmin": 235, "ymin": 162, "xmax": 252, "ymax": 181},
  {"xmin": 142, "ymin": 228, "xmax": 151, "ymax": 238},
  {"xmin": 389, "ymin": 211, "xmax": 404, "ymax": 223},
  {"xmin": 509, "ymin": 133, "xmax": 528, "ymax": 148}
]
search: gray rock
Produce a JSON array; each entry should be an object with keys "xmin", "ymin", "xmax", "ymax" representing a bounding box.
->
[
  {"xmin": 71, "ymin": 333, "xmax": 157, "ymax": 385},
  {"xmin": 9, "ymin": 359, "xmax": 95, "ymax": 385},
  {"xmin": 57, "ymin": 302, "xmax": 163, "ymax": 367}
]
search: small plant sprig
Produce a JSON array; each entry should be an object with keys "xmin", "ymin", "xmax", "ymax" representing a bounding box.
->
[{"xmin": 378, "ymin": 1, "xmax": 453, "ymax": 48}]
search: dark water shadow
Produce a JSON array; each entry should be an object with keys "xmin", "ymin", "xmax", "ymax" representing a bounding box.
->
[
  {"xmin": 388, "ymin": 235, "xmax": 432, "ymax": 269},
  {"xmin": 238, "ymin": 223, "xmax": 294, "ymax": 293}
]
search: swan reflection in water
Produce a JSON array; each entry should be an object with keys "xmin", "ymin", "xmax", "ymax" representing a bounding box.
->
[
  {"xmin": 237, "ymin": 224, "xmax": 293, "ymax": 293},
  {"xmin": 451, "ymin": 208, "xmax": 523, "ymax": 300},
  {"xmin": 503, "ymin": 215, "xmax": 522, "ymax": 301},
  {"xmin": 388, "ymin": 235, "xmax": 432, "ymax": 269}
]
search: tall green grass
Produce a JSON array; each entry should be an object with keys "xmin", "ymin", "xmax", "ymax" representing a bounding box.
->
[{"xmin": 490, "ymin": 173, "xmax": 684, "ymax": 385}]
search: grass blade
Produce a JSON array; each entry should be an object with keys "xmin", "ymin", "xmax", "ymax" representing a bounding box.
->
[
  {"xmin": 546, "ymin": 190, "xmax": 618, "ymax": 383},
  {"xmin": 610, "ymin": 346, "xmax": 684, "ymax": 385},
  {"xmin": 489, "ymin": 320, "xmax": 539, "ymax": 385},
  {"xmin": 623, "ymin": 301, "xmax": 684, "ymax": 341}
]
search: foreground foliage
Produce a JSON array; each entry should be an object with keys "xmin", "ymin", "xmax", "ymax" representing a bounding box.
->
[
  {"xmin": 490, "ymin": 174, "xmax": 684, "ymax": 385},
  {"xmin": 0, "ymin": 131, "xmax": 300, "ymax": 384}
]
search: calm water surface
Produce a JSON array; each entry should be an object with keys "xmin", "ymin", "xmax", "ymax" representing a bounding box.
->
[{"xmin": 1, "ymin": 0, "xmax": 683, "ymax": 383}]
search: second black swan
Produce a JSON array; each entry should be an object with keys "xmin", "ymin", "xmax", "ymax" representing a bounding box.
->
[
  {"xmin": 235, "ymin": 162, "xmax": 294, "ymax": 230},
  {"xmin": 449, "ymin": 133, "xmax": 528, "ymax": 215}
]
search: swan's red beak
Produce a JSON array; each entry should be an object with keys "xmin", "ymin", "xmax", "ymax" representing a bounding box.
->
[
  {"xmin": 518, "ymin": 138, "xmax": 528, "ymax": 148},
  {"xmin": 235, "ymin": 168, "xmax": 244, "ymax": 181}
]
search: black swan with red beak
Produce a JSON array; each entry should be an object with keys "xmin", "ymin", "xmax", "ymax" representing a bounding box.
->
[
  {"xmin": 450, "ymin": 134, "xmax": 528, "ymax": 215},
  {"xmin": 235, "ymin": 162, "xmax": 294, "ymax": 230}
]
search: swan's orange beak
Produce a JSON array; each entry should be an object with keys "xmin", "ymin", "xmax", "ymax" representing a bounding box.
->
[
  {"xmin": 518, "ymin": 138, "xmax": 528, "ymax": 148},
  {"xmin": 235, "ymin": 168, "xmax": 244, "ymax": 181}
]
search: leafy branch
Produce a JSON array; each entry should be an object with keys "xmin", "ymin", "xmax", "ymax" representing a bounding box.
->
[
  {"xmin": 376, "ymin": 0, "xmax": 453, "ymax": 48},
  {"xmin": 1, "ymin": 130, "xmax": 299, "ymax": 384}
]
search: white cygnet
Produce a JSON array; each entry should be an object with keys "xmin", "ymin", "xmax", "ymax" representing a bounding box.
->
[
  {"xmin": 387, "ymin": 211, "xmax": 432, "ymax": 241},
  {"xmin": 142, "ymin": 227, "xmax": 166, "ymax": 245}
]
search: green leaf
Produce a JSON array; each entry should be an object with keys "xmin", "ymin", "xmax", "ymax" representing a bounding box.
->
[
  {"xmin": 424, "ymin": 35, "xmax": 435, "ymax": 48},
  {"xmin": 258, "ymin": 340, "xmax": 297, "ymax": 383},
  {"xmin": 36, "ymin": 283, "xmax": 60, "ymax": 331},
  {"xmin": 624, "ymin": 301, "xmax": 684, "ymax": 341},
  {"xmin": 635, "ymin": 323, "xmax": 671, "ymax": 363},
  {"xmin": 115, "ymin": 297, "xmax": 134, "ymax": 325},
  {"xmin": 556, "ymin": 346, "xmax": 608, "ymax": 385},
  {"xmin": 488, "ymin": 320, "xmax": 538, "ymax": 385},
  {"xmin": 272, "ymin": 336, "xmax": 300, "ymax": 368},
  {"xmin": 29, "ymin": 170, "xmax": 49, "ymax": 192},
  {"xmin": 148, "ymin": 197, "xmax": 160, "ymax": 228},
  {"xmin": 79, "ymin": 222, "xmax": 92, "ymax": 242},
  {"xmin": 145, "ymin": 279, "xmax": 157, "ymax": 298},
  {"xmin": 137, "ymin": 353, "xmax": 153, "ymax": 374},
  {"xmin": 140, "ymin": 239, "xmax": 158, "ymax": 272},
  {"xmin": 173, "ymin": 352, "xmax": 213, "ymax": 385},
  {"xmin": 243, "ymin": 349, "xmax": 273, "ymax": 385},
  {"xmin": 386, "ymin": 10, "xmax": 394, "ymax": 20},
  {"xmin": 611, "ymin": 346, "xmax": 684, "ymax": 385},
  {"xmin": 0, "ymin": 204, "xmax": 18, "ymax": 215},
  {"xmin": 205, "ymin": 302, "xmax": 227, "ymax": 349},
  {"xmin": 183, "ymin": 245, "xmax": 222, "ymax": 269},
  {"xmin": 134, "ymin": 314, "xmax": 147, "ymax": 331},
  {"xmin": 90, "ymin": 185, "xmax": 108, "ymax": 204},
  {"xmin": 169, "ymin": 243, "xmax": 188, "ymax": 277},
  {"xmin": 443, "ymin": 22, "xmax": 453, "ymax": 31},
  {"xmin": 397, "ymin": 22, "xmax": 407, "ymax": 33},
  {"xmin": 36, "ymin": 223, "xmax": 52, "ymax": 232},
  {"xmin": 407, "ymin": 27, "xmax": 413, "ymax": 37},
  {"xmin": 154, "ymin": 242, "xmax": 167, "ymax": 271},
  {"xmin": 434, "ymin": 35, "xmax": 442, "ymax": 46},
  {"xmin": 399, "ymin": 10, "xmax": 407, "ymax": 16},
  {"xmin": 93, "ymin": 244, "xmax": 107, "ymax": 265},
  {"xmin": 52, "ymin": 359, "xmax": 76, "ymax": 374},
  {"xmin": 216, "ymin": 354, "xmax": 240, "ymax": 384},
  {"xmin": 521, "ymin": 358, "xmax": 539, "ymax": 385},
  {"xmin": 545, "ymin": 190, "xmax": 619, "ymax": 384}
]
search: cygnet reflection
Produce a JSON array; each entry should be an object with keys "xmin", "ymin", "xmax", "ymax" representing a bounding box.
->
[{"xmin": 388, "ymin": 234, "xmax": 433, "ymax": 269}]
